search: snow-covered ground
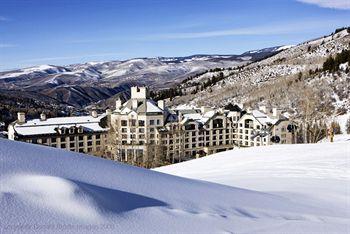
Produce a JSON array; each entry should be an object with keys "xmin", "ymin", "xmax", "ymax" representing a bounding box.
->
[
  {"xmin": 1, "ymin": 139, "xmax": 349, "ymax": 233},
  {"xmin": 157, "ymin": 140, "xmax": 350, "ymax": 233}
]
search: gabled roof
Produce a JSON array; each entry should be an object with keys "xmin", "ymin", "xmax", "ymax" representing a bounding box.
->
[
  {"xmin": 13, "ymin": 114, "xmax": 108, "ymax": 136},
  {"xmin": 117, "ymin": 99, "xmax": 163, "ymax": 114},
  {"xmin": 243, "ymin": 110, "xmax": 286, "ymax": 126}
]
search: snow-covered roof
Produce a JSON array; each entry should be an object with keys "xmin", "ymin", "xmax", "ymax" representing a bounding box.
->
[
  {"xmin": 14, "ymin": 114, "xmax": 108, "ymax": 136},
  {"xmin": 251, "ymin": 110, "xmax": 279, "ymax": 125},
  {"xmin": 117, "ymin": 99, "xmax": 163, "ymax": 114}
]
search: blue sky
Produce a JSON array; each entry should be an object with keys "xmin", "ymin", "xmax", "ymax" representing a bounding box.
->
[{"xmin": 0, "ymin": 0, "xmax": 349, "ymax": 71}]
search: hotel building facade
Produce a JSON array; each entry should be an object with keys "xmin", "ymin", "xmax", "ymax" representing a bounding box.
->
[{"xmin": 8, "ymin": 86, "xmax": 296, "ymax": 167}]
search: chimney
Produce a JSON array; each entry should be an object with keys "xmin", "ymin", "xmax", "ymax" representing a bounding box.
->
[
  {"xmin": 158, "ymin": 100, "xmax": 165, "ymax": 110},
  {"xmin": 259, "ymin": 105, "xmax": 267, "ymax": 113},
  {"xmin": 91, "ymin": 110, "xmax": 98, "ymax": 118},
  {"xmin": 272, "ymin": 108, "xmax": 281, "ymax": 117},
  {"xmin": 246, "ymin": 107, "xmax": 252, "ymax": 114},
  {"xmin": 131, "ymin": 86, "xmax": 147, "ymax": 99},
  {"xmin": 40, "ymin": 113, "xmax": 47, "ymax": 121},
  {"xmin": 115, "ymin": 98, "xmax": 122, "ymax": 110},
  {"xmin": 17, "ymin": 112, "xmax": 26, "ymax": 124},
  {"xmin": 132, "ymin": 99, "xmax": 138, "ymax": 110}
]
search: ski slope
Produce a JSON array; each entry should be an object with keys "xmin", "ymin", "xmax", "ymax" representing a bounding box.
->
[{"xmin": 1, "ymin": 139, "xmax": 349, "ymax": 233}]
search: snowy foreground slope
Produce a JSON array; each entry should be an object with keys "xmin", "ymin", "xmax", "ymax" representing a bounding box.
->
[
  {"xmin": 1, "ymin": 139, "xmax": 349, "ymax": 233},
  {"xmin": 157, "ymin": 140, "xmax": 350, "ymax": 233}
]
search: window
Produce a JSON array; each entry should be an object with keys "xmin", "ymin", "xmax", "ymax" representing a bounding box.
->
[
  {"xmin": 51, "ymin": 138, "xmax": 57, "ymax": 143},
  {"xmin": 185, "ymin": 124, "xmax": 195, "ymax": 130},
  {"xmin": 150, "ymin": 120, "xmax": 155, "ymax": 125},
  {"xmin": 87, "ymin": 135, "xmax": 92, "ymax": 140},
  {"xmin": 121, "ymin": 120, "xmax": 127, "ymax": 126},
  {"xmin": 61, "ymin": 143, "xmax": 66, "ymax": 148},
  {"xmin": 70, "ymin": 143, "xmax": 75, "ymax": 148},
  {"xmin": 79, "ymin": 136, "xmax": 84, "ymax": 141},
  {"xmin": 131, "ymin": 119, "xmax": 136, "ymax": 126},
  {"xmin": 69, "ymin": 136, "xmax": 74, "ymax": 141},
  {"xmin": 156, "ymin": 119, "xmax": 160, "ymax": 125},
  {"xmin": 138, "ymin": 120, "xmax": 145, "ymax": 126},
  {"xmin": 79, "ymin": 142, "xmax": 84, "ymax": 147},
  {"xmin": 61, "ymin": 137, "xmax": 66, "ymax": 142},
  {"xmin": 95, "ymin": 134, "xmax": 100, "ymax": 139},
  {"xmin": 213, "ymin": 119, "xmax": 223, "ymax": 128}
]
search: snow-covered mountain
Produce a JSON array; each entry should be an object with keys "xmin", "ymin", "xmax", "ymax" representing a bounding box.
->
[
  {"xmin": 0, "ymin": 50, "xmax": 283, "ymax": 88},
  {"xmin": 1, "ymin": 137, "xmax": 349, "ymax": 233},
  {"xmin": 0, "ymin": 48, "xmax": 282, "ymax": 107},
  {"xmin": 171, "ymin": 29, "xmax": 350, "ymax": 113}
]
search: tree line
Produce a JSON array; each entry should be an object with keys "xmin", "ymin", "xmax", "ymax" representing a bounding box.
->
[{"xmin": 323, "ymin": 49, "xmax": 350, "ymax": 73}]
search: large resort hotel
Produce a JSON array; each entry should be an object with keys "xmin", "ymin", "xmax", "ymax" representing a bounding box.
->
[{"xmin": 8, "ymin": 86, "xmax": 296, "ymax": 167}]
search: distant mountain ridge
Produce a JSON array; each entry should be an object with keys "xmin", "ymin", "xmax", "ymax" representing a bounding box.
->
[{"xmin": 0, "ymin": 46, "xmax": 286, "ymax": 107}]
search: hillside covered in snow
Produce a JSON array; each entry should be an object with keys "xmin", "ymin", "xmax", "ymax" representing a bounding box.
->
[
  {"xmin": 1, "ymin": 138, "xmax": 349, "ymax": 233},
  {"xmin": 0, "ymin": 49, "xmax": 280, "ymax": 108},
  {"xmin": 171, "ymin": 29, "xmax": 350, "ymax": 113}
]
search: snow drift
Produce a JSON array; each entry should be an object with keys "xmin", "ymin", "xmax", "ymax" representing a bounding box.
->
[{"xmin": 1, "ymin": 139, "xmax": 349, "ymax": 233}]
